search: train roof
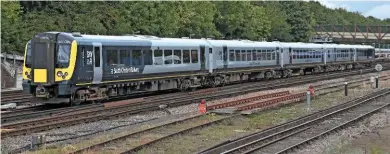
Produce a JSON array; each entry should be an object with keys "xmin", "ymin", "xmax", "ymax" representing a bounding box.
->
[
  {"xmin": 150, "ymin": 38, "xmax": 208, "ymax": 47},
  {"xmin": 57, "ymin": 32, "xmax": 375, "ymax": 49},
  {"xmin": 206, "ymin": 40, "xmax": 280, "ymax": 48},
  {"xmin": 62, "ymin": 33, "xmax": 152, "ymax": 46},
  {"xmin": 279, "ymin": 42, "xmax": 325, "ymax": 48},
  {"xmin": 331, "ymin": 44, "xmax": 374, "ymax": 49}
]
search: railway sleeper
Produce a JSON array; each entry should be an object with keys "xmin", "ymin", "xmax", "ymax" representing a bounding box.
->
[{"xmin": 67, "ymin": 61, "xmax": 375, "ymax": 105}]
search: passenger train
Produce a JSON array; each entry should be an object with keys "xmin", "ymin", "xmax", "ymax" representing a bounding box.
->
[{"xmin": 23, "ymin": 32, "xmax": 377, "ymax": 105}]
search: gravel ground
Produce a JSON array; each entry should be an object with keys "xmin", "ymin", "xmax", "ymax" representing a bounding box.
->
[
  {"xmin": 1, "ymin": 70, "xmax": 389, "ymax": 153},
  {"xmin": 289, "ymin": 75, "xmax": 390, "ymax": 154},
  {"xmin": 291, "ymin": 108, "xmax": 390, "ymax": 154},
  {"xmin": 135, "ymin": 87, "xmax": 385, "ymax": 154},
  {"xmin": 0, "ymin": 107, "xmax": 198, "ymax": 153}
]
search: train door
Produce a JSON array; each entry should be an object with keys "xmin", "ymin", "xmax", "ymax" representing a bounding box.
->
[
  {"xmin": 200, "ymin": 45, "xmax": 206, "ymax": 70},
  {"xmin": 289, "ymin": 47, "xmax": 292, "ymax": 64},
  {"xmin": 321, "ymin": 48, "xmax": 325, "ymax": 63},
  {"xmin": 92, "ymin": 43, "xmax": 102, "ymax": 84},
  {"xmin": 78, "ymin": 46, "xmax": 93, "ymax": 82},
  {"xmin": 350, "ymin": 48, "xmax": 353, "ymax": 61},
  {"xmin": 208, "ymin": 47, "xmax": 213, "ymax": 73},
  {"xmin": 223, "ymin": 46, "xmax": 228, "ymax": 69},
  {"xmin": 30, "ymin": 33, "xmax": 57, "ymax": 84},
  {"xmin": 276, "ymin": 47, "xmax": 280, "ymax": 66},
  {"xmin": 333, "ymin": 48, "xmax": 337, "ymax": 61},
  {"xmin": 280, "ymin": 48, "xmax": 284, "ymax": 68}
]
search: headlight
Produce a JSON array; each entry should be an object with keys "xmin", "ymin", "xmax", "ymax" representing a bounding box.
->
[
  {"xmin": 25, "ymin": 72, "xmax": 28, "ymax": 75},
  {"xmin": 64, "ymin": 72, "xmax": 68, "ymax": 76},
  {"xmin": 57, "ymin": 71, "xmax": 63, "ymax": 77}
]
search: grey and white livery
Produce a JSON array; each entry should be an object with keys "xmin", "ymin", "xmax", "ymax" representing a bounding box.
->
[{"xmin": 22, "ymin": 32, "xmax": 377, "ymax": 105}]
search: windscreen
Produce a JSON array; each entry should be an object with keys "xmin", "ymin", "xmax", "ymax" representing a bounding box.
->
[
  {"xmin": 56, "ymin": 44, "xmax": 71, "ymax": 67},
  {"xmin": 25, "ymin": 42, "xmax": 32, "ymax": 67}
]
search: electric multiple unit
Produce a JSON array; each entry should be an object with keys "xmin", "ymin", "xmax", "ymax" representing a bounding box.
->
[{"xmin": 22, "ymin": 32, "xmax": 376, "ymax": 105}]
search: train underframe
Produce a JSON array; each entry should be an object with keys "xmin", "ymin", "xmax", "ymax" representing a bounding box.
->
[{"xmin": 30, "ymin": 61, "xmax": 375, "ymax": 105}]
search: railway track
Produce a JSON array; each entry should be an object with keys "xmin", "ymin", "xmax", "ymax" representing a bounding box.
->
[
  {"xmin": 1, "ymin": 104, "xmax": 102, "ymax": 124},
  {"xmin": 3, "ymin": 69, "xmax": 389, "ymax": 154},
  {"xmin": 69, "ymin": 113, "xmax": 236, "ymax": 154},
  {"xmin": 199, "ymin": 89, "xmax": 390, "ymax": 154},
  {"xmin": 0, "ymin": 68, "xmax": 387, "ymax": 139},
  {"xmin": 1, "ymin": 90, "xmax": 31, "ymax": 105},
  {"xmin": 68, "ymin": 76, "xmax": 389, "ymax": 154},
  {"xmin": 207, "ymin": 75, "xmax": 390, "ymax": 114}
]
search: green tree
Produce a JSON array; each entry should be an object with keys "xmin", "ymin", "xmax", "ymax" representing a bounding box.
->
[
  {"xmin": 2, "ymin": 1, "xmax": 390, "ymax": 54},
  {"xmin": 281, "ymin": 1, "xmax": 315, "ymax": 42},
  {"xmin": 262, "ymin": 2, "xmax": 292, "ymax": 41},
  {"xmin": 176, "ymin": 1, "xmax": 220, "ymax": 38},
  {"xmin": 215, "ymin": 1, "xmax": 270, "ymax": 40},
  {"xmin": 1, "ymin": 1, "xmax": 22, "ymax": 53}
]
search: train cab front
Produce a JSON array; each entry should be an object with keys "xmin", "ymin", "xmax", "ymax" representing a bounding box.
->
[{"xmin": 23, "ymin": 32, "xmax": 76, "ymax": 104}]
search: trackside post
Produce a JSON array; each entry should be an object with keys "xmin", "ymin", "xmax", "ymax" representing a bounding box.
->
[
  {"xmin": 376, "ymin": 77, "xmax": 379, "ymax": 88},
  {"xmin": 31, "ymin": 134, "xmax": 46, "ymax": 150},
  {"xmin": 306, "ymin": 91, "xmax": 311, "ymax": 111},
  {"xmin": 199, "ymin": 99, "xmax": 207, "ymax": 114}
]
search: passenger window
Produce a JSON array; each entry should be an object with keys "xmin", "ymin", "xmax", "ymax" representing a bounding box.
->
[
  {"xmin": 252, "ymin": 50, "xmax": 256, "ymax": 61},
  {"xmin": 132, "ymin": 50, "xmax": 142, "ymax": 66},
  {"xmin": 183, "ymin": 50, "xmax": 191, "ymax": 63},
  {"xmin": 300, "ymin": 51, "xmax": 303, "ymax": 59},
  {"xmin": 94, "ymin": 47, "xmax": 100, "ymax": 67},
  {"xmin": 257, "ymin": 50, "xmax": 262, "ymax": 61},
  {"xmin": 267, "ymin": 50, "xmax": 271, "ymax": 60},
  {"xmin": 174, "ymin": 50, "xmax": 182, "ymax": 64},
  {"xmin": 272, "ymin": 50, "xmax": 275, "ymax": 60},
  {"xmin": 154, "ymin": 50, "xmax": 162, "ymax": 65},
  {"xmin": 262, "ymin": 50, "xmax": 266, "ymax": 60},
  {"xmin": 235, "ymin": 50, "xmax": 240, "ymax": 61},
  {"xmin": 241, "ymin": 50, "xmax": 246, "ymax": 61},
  {"xmin": 247, "ymin": 50, "xmax": 252, "ymax": 61},
  {"xmin": 191, "ymin": 50, "xmax": 198, "ymax": 63},
  {"xmin": 164, "ymin": 50, "xmax": 173, "ymax": 64},
  {"xmin": 229, "ymin": 50, "xmax": 235, "ymax": 61},
  {"xmin": 106, "ymin": 50, "xmax": 118, "ymax": 66},
  {"xmin": 119, "ymin": 50, "xmax": 129, "ymax": 66},
  {"xmin": 143, "ymin": 50, "xmax": 153, "ymax": 65}
]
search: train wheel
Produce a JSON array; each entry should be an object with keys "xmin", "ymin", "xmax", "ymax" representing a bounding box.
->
[
  {"xmin": 214, "ymin": 77, "xmax": 221, "ymax": 87},
  {"xmin": 180, "ymin": 79, "xmax": 191, "ymax": 92},
  {"xmin": 71, "ymin": 99, "xmax": 81, "ymax": 106},
  {"xmin": 265, "ymin": 72, "xmax": 272, "ymax": 80}
]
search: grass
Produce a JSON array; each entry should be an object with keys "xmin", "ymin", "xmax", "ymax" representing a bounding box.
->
[
  {"xmin": 89, "ymin": 114, "xmax": 226, "ymax": 154},
  {"xmin": 324, "ymin": 142, "xmax": 389, "ymax": 154},
  {"xmin": 137, "ymin": 116, "xmax": 252, "ymax": 154}
]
